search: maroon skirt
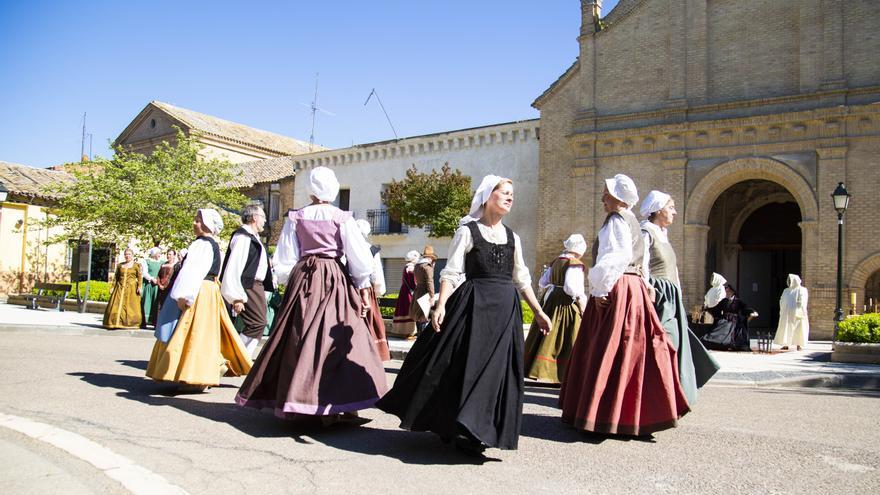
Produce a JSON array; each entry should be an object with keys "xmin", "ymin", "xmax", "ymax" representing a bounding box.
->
[
  {"xmin": 559, "ymin": 274, "xmax": 689, "ymax": 435},
  {"xmin": 235, "ymin": 256, "xmax": 387, "ymax": 418},
  {"xmin": 367, "ymin": 288, "xmax": 391, "ymax": 361}
]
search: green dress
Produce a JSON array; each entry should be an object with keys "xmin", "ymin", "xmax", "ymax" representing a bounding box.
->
[
  {"xmin": 141, "ymin": 258, "xmax": 163, "ymax": 327},
  {"xmin": 523, "ymin": 257, "xmax": 584, "ymax": 383}
]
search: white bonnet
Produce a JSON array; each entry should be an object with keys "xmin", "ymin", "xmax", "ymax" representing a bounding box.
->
[
  {"xmin": 604, "ymin": 174, "xmax": 639, "ymax": 209},
  {"xmin": 639, "ymin": 190, "xmax": 672, "ymax": 219},
  {"xmin": 307, "ymin": 166, "xmax": 340, "ymax": 202},
  {"xmin": 198, "ymin": 208, "xmax": 224, "ymax": 235},
  {"xmin": 468, "ymin": 175, "xmax": 506, "ymax": 219},
  {"xmin": 563, "ymin": 234, "xmax": 587, "ymax": 255},
  {"xmin": 405, "ymin": 250, "xmax": 421, "ymax": 263}
]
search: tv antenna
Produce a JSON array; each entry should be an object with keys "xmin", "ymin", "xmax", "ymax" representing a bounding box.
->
[
  {"xmin": 364, "ymin": 88, "xmax": 398, "ymax": 139},
  {"xmin": 299, "ymin": 73, "xmax": 335, "ymax": 151}
]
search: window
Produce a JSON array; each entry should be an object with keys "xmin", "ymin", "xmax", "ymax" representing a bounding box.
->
[{"xmin": 334, "ymin": 189, "xmax": 350, "ymax": 211}]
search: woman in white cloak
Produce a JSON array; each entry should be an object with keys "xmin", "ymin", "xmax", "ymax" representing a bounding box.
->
[{"xmin": 774, "ymin": 274, "xmax": 809, "ymax": 350}]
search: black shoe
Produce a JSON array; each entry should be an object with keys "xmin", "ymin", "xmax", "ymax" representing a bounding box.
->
[{"xmin": 453, "ymin": 434, "xmax": 486, "ymax": 456}]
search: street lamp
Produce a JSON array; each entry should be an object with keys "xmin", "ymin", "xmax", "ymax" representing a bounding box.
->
[{"xmin": 832, "ymin": 182, "xmax": 851, "ymax": 343}]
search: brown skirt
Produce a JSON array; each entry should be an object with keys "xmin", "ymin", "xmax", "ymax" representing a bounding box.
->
[
  {"xmin": 367, "ymin": 288, "xmax": 391, "ymax": 361},
  {"xmin": 559, "ymin": 274, "xmax": 690, "ymax": 436},
  {"xmin": 235, "ymin": 256, "xmax": 387, "ymax": 418}
]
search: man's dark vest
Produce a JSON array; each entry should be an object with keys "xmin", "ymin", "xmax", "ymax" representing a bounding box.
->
[{"xmin": 221, "ymin": 226, "xmax": 275, "ymax": 293}]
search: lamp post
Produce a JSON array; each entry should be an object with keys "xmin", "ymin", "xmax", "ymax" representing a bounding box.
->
[{"xmin": 831, "ymin": 182, "xmax": 851, "ymax": 344}]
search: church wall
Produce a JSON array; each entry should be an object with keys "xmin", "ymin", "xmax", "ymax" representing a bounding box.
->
[{"xmin": 844, "ymin": 0, "xmax": 880, "ymax": 89}]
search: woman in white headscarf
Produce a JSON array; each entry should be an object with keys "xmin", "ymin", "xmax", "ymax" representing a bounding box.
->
[
  {"xmin": 236, "ymin": 167, "xmax": 387, "ymax": 424},
  {"xmin": 774, "ymin": 274, "xmax": 809, "ymax": 350},
  {"xmin": 355, "ymin": 219, "xmax": 390, "ymax": 361},
  {"xmin": 701, "ymin": 274, "xmax": 757, "ymax": 351},
  {"xmin": 390, "ymin": 250, "xmax": 421, "ymax": 338},
  {"xmin": 560, "ymin": 174, "xmax": 689, "ymax": 437},
  {"xmin": 640, "ymin": 191, "xmax": 719, "ymax": 406},
  {"xmin": 147, "ymin": 209, "xmax": 252, "ymax": 391},
  {"xmin": 378, "ymin": 175, "xmax": 551, "ymax": 455},
  {"xmin": 523, "ymin": 233, "xmax": 588, "ymax": 384}
]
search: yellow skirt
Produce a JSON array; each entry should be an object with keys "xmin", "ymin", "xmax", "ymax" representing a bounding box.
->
[{"xmin": 146, "ymin": 280, "xmax": 253, "ymax": 386}]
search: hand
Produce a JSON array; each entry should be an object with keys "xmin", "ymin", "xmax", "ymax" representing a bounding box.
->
[
  {"xmin": 232, "ymin": 301, "xmax": 245, "ymax": 314},
  {"xmin": 176, "ymin": 298, "xmax": 190, "ymax": 312},
  {"xmin": 535, "ymin": 311, "xmax": 552, "ymax": 335},
  {"xmin": 431, "ymin": 305, "xmax": 446, "ymax": 332},
  {"xmin": 359, "ymin": 288, "xmax": 371, "ymax": 318},
  {"xmin": 647, "ymin": 286, "xmax": 656, "ymax": 303},
  {"xmin": 595, "ymin": 296, "xmax": 610, "ymax": 308}
]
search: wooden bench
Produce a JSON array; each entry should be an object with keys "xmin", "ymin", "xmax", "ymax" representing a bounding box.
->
[{"xmin": 22, "ymin": 282, "xmax": 72, "ymax": 311}]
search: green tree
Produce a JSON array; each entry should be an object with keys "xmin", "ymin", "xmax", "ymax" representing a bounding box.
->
[
  {"xmin": 46, "ymin": 129, "xmax": 247, "ymax": 249},
  {"xmin": 381, "ymin": 164, "xmax": 472, "ymax": 238}
]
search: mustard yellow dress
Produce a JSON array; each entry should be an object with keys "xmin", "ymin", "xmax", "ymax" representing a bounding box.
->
[
  {"xmin": 103, "ymin": 263, "xmax": 142, "ymax": 329},
  {"xmin": 146, "ymin": 236, "xmax": 252, "ymax": 387}
]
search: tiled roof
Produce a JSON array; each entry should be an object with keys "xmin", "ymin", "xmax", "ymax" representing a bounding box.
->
[
  {"xmin": 0, "ymin": 161, "xmax": 73, "ymax": 200},
  {"xmin": 150, "ymin": 101, "xmax": 325, "ymax": 156},
  {"xmin": 232, "ymin": 156, "xmax": 295, "ymax": 188}
]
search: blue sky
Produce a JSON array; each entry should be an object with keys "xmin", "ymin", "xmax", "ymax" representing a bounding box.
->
[{"xmin": 0, "ymin": 0, "xmax": 619, "ymax": 167}]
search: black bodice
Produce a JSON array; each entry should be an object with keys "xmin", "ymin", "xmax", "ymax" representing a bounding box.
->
[
  {"xmin": 198, "ymin": 236, "xmax": 222, "ymax": 280},
  {"xmin": 463, "ymin": 221, "xmax": 515, "ymax": 281}
]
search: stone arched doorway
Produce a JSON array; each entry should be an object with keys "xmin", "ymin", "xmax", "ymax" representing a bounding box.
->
[
  {"xmin": 682, "ymin": 158, "xmax": 819, "ymax": 328},
  {"xmin": 849, "ymin": 251, "xmax": 880, "ymax": 314},
  {"xmin": 706, "ymin": 180, "xmax": 802, "ymax": 332}
]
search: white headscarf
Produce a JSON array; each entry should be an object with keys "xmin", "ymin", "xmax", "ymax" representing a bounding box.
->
[
  {"xmin": 468, "ymin": 175, "xmax": 505, "ymax": 219},
  {"xmin": 307, "ymin": 166, "xmax": 340, "ymax": 202},
  {"xmin": 604, "ymin": 174, "xmax": 639, "ymax": 209},
  {"xmin": 563, "ymin": 234, "xmax": 587, "ymax": 256},
  {"xmin": 459, "ymin": 214, "xmax": 477, "ymax": 226},
  {"xmin": 787, "ymin": 274, "xmax": 802, "ymax": 289},
  {"xmin": 198, "ymin": 208, "xmax": 224, "ymax": 235},
  {"xmin": 355, "ymin": 218, "xmax": 371, "ymax": 238},
  {"xmin": 405, "ymin": 250, "xmax": 420, "ymax": 264},
  {"xmin": 704, "ymin": 272, "xmax": 727, "ymax": 308},
  {"xmin": 147, "ymin": 247, "xmax": 161, "ymax": 258},
  {"xmin": 640, "ymin": 190, "xmax": 672, "ymax": 219}
]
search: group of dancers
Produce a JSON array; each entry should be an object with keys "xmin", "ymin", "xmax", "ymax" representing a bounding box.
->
[{"xmin": 143, "ymin": 166, "xmax": 720, "ymax": 455}]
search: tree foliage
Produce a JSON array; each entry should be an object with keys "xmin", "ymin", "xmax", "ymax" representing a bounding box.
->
[
  {"xmin": 46, "ymin": 129, "xmax": 247, "ymax": 249},
  {"xmin": 381, "ymin": 164, "xmax": 472, "ymax": 238}
]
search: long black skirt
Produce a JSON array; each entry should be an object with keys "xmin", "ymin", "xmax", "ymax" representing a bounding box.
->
[{"xmin": 376, "ymin": 277, "xmax": 524, "ymax": 450}]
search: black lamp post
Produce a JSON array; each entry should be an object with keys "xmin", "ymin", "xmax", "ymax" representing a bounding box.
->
[{"xmin": 831, "ymin": 182, "xmax": 851, "ymax": 343}]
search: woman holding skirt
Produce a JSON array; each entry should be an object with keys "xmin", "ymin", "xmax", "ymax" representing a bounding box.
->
[
  {"xmin": 390, "ymin": 250, "xmax": 420, "ymax": 338},
  {"xmin": 639, "ymin": 191, "xmax": 720, "ymax": 406},
  {"xmin": 560, "ymin": 174, "xmax": 689, "ymax": 437},
  {"xmin": 523, "ymin": 234, "xmax": 588, "ymax": 384},
  {"xmin": 235, "ymin": 166, "xmax": 387, "ymax": 423},
  {"xmin": 146, "ymin": 209, "xmax": 252, "ymax": 390},
  {"xmin": 355, "ymin": 218, "xmax": 391, "ymax": 361},
  {"xmin": 377, "ymin": 175, "xmax": 551, "ymax": 454}
]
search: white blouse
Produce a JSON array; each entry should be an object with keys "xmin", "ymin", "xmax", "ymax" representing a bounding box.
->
[
  {"xmin": 272, "ymin": 204, "xmax": 374, "ymax": 289},
  {"xmin": 439, "ymin": 223, "xmax": 532, "ymax": 291},
  {"xmin": 538, "ymin": 254, "xmax": 587, "ymax": 305},
  {"xmin": 370, "ymin": 250, "xmax": 386, "ymax": 296},
  {"xmin": 220, "ymin": 224, "xmax": 269, "ymax": 305},
  {"xmin": 588, "ymin": 214, "xmax": 633, "ymax": 298},
  {"xmin": 169, "ymin": 237, "xmax": 215, "ymax": 306}
]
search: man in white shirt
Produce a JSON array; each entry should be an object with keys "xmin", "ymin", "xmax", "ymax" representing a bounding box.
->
[{"xmin": 220, "ymin": 204, "xmax": 274, "ymax": 357}]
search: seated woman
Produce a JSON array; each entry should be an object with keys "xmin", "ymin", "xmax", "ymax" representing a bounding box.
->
[{"xmin": 700, "ymin": 275, "xmax": 757, "ymax": 352}]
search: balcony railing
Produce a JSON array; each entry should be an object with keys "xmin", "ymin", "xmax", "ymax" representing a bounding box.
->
[{"xmin": 366, "ymin": 209, "xmax": 408, "ymax": 235}]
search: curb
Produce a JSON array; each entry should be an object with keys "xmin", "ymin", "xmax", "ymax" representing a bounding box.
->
[
  {"xmin": 710, "ymin": 373, "xmax": 880, "ymax": 391},
  {"xmin": 0, "ymin": 324, "xmax": 156, "ymax": 339}
]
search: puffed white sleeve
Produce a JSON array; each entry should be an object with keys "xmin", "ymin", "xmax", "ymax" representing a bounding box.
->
[
  {"xmin": 169, "ymin": 238, "xmax": 214, "ymax": 306},
  {"xmin": 538, "ymin": 264, "xmax": 553, "ymax": 289},
  {"xmin": 440, "ymin": 225, "xmax": 473, "ymax": 285},
  {"xmin": 371, "ymin": 252, "xmax": 386, "ymax": 296},
  {"xmin": 640, "ymin": 230, "xmax": 653, "ymax": 282},
  {"xmin": 272, "ymin": 217, "xmax": 300, "ymax": 285},
  {"xmin": 139, "ymin": 259, "xmax": 150, "ymax": 282},
  {"xmin": 339, "ymin": 216, "xmax": 374, "ymax": 289},
  {"xmin": 563, "ymin": 263, "xmax": 587, "ymax": 305},
  {"xmin": 512, "ymin": 232, "xmax": 532, "ymax": 291},
  {"xmin": 220, "ymin": 233, "xmax": 250, "ymax": 304},
  {"xmin": 588, "ymin": 215, "xmax": 632, "ymax": 298}
]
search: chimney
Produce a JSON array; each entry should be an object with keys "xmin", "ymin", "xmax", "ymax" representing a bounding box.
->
[{"xmin": 580, "ymin": 0, "xmax": 603, "ymax": 36}]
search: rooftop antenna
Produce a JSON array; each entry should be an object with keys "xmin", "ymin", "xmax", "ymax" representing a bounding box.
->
[
  {"xmin": 364, "ymin": 88, "xmax": 398, "ymax": 139},
  {"xmin": 299, "ymin": 73, "xmax": 335, "ymax": 152},
  {"xmin": 80, "ymin": 112, "xmax": 87, "ymax": 162}
]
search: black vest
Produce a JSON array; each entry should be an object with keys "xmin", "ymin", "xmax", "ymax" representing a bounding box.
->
[{"xmin": 220, "ymin": 227, "xmax": 275, "ymax": 292}]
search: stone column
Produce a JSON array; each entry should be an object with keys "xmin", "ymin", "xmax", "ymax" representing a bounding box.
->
[
  {"xmin": 682, "ymin": 223, "xmax": 710, "ymax": 312},
  {"xmin": 814, "ymin": 145, "xmax": 848, "ymax": 339}
]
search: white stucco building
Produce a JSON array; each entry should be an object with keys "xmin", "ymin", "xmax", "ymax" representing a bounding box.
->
[{"xmin": 288, "ymin": 119, "xmax": 541, "ymax": 286}]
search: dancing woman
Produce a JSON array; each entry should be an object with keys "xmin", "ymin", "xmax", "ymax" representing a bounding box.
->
[
  {"xmin": 560, "ymin": 174, "xmax": 689, "ymax": 436},
  {"xmin": 235, "ymin": 166, "xmax": 387, "ymax": 423},
  {"xmin": 639, "ymin": 191, "xmax": 720, "ymax": 406},
  {"xmin": 377, "ymin": 175, "xmax": 551, "ymax": 454}
]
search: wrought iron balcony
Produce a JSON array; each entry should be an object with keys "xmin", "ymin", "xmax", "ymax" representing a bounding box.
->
[{"xmin": 366, "ymin": 209, "xmax": 408, "ymax": 235}]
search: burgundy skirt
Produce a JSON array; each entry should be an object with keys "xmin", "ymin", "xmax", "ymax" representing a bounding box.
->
[
  {"xmin": 367, "ymin": 288, "xmax": 391, "ymax": 361},
  {"xmin": 559, "ymin": 274, "xmax": 689, "ymax": 435},
  {"xmin": 235, "ymin": 256, "xmax": 387, "ymax": 418}
]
